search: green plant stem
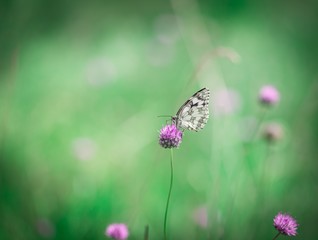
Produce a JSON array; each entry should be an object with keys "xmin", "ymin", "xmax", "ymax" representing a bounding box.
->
[
  {"xmin": 144, "ymin": 225, "xmax": 149, "ymax": 240},
  {"xmin": 273, "ymin": 232, "xmax": 281, "ymax": 240},
  {"xmin": 164, "ymin": 148, "xmax": 174, "ymax": 240},
  {"xmin": 250, "ymin": 107, "xmax": 268, "ymax": 141}
]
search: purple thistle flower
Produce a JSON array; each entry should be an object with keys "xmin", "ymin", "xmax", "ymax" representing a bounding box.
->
[
  {"xmin": 105, "ymin": 223, "xmax": 129, "ymax": 240},
  {"xmin": 273, "ymin": 212, "xmax": 298, "ymax": 236},
  {"xmin": 159, "ymin": 124, "xmax": 183, "ymax": 148},
  {"xmin": 259, "ymin": 85, "xmax": 280, "ymax": 105}
]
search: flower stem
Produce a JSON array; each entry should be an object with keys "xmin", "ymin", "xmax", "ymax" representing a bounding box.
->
[
  {"xmin": 144, "ymin": 225, "xmax": 149, "ymax": 240},
  {"xmin": 164, "ymin": 149, "xmax": 174, "ymax": 240},
  {"xmin": 250, "ymin": 107, "xmax": 267, "ymax": 141},
  {"xmin": 272, "ymin": 232, "xmax": 281, "ymax": 240}
]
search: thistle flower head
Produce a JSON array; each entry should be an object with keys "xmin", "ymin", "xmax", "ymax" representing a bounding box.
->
[
  {"xmin": 273, "ymin": 212, "xmax": 298, "ymax": 236},
  {"xmin": 159, "ymin": 124, "xmax": 183, "ymax": 148},
  {"xmin": 105, "ymin": 223, "xmax": 129, "ymax": 240},
  {"xmin": 259, "ymin": 85, "xmax": 280, "ymax": 105},
  {"xmin": 263, "ymin": 123, "xmax": 284, "ymax": 142}
]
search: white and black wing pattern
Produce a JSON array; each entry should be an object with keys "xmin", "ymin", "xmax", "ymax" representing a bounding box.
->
[{"xmin": 172, "ymin": 88, "xmax": 210, "ymax": 131}]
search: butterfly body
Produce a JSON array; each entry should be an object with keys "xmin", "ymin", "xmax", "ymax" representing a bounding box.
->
[{"xmin": 172, "ymin": 88, "xmax": 210, "ymax": 131}]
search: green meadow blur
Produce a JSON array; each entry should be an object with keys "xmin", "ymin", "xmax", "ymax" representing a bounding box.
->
[{"xmin": 1, "ymin": 0, "xmax": 318, "ymax": 239}]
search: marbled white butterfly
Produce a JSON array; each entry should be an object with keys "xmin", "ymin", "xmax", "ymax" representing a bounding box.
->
[{"xmin": 172, "ymin": 88, "xmax": 210, "ymax": 131}]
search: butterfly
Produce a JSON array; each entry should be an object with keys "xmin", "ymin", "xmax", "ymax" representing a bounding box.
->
[{"xmin": 171, "ymin": 88, "xmax": 210, "ymax": 131}]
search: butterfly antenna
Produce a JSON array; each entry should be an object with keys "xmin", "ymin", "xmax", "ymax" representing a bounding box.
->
[{"xmin": 157, "ymin": 115, "xmax": 172, "ymax": 118}]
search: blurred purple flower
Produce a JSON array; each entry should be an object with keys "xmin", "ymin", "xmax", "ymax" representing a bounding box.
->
[
  {"xmin": 259, "ymin": 85, "xmax": 280, "ymax": 105},
  {"xmin": 159, "ymin": 124, "xmax": 183, "ymax": 148},
  {"xmin": 105, "ymin": 223, "xmax": 129, "ymax": 240},
  {"xmin": 273, "ymin": 212, "xmax": 298, "ymax": 236},
  {"xmin": 263, "ymin": 123, "xmax": 284, "ymax": 142},
  {"xmin": 193, "ymin": 206, "xmax": 208, "ymax": 228},
  {"xmin": 213, "ymin": 88, "xmax": 241, "ymax": 116},
  {"xmin": 36, "ymin": 218, "xmax": 55, "ymax": 238}
]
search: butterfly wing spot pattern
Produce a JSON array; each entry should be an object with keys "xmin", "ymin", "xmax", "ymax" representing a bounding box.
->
[{"xmin": 172, "ymin": 88, "xmax": 210, "ymax": 132}]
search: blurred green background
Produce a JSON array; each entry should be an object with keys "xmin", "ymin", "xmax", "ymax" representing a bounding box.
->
[{"xmin": 1, "ymin": 0, "xmax": 318, "ymax": 239}]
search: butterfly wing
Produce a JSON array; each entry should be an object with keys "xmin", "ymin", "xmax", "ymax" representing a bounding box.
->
[{"xmin": 174, "ymin": 88, "xmax": 210, "ymax": 131}]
